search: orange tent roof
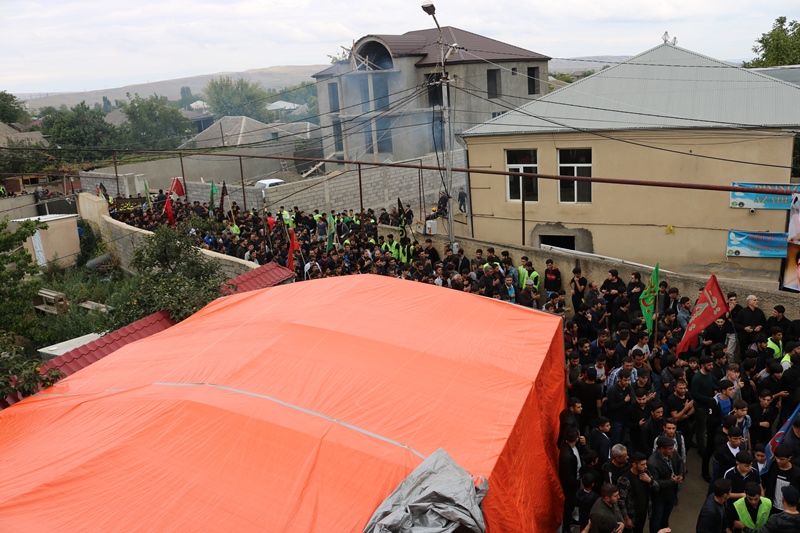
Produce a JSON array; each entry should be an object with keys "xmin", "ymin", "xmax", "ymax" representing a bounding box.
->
[{"xmin": 0, "ymin": 275, "xmax": 565, "ymax": 532}]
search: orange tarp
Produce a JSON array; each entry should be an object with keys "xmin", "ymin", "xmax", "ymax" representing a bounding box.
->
[{"xmin": 0, "ymin": 275, "xmax": 565, "ymax": 532}]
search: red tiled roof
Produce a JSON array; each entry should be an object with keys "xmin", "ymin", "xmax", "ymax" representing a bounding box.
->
[
  {"xmin": 0, "ymin": 310, "xmax": 176, "ymax": 410},
  {"xmin": 2, "ymin": 264, "xmax": 292, "ymax": 409},
  {"xmin": 221, "ymin": 262, "xmax": 295, "ymax": 296}
]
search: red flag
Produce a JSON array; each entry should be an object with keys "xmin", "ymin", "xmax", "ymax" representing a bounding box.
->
[
  {"xmin": 676, "ymin": 274, "xmax": 729, "ymax": 355},
  {"xmin": 287, "ymin": 229, "xmax": 300, "ymax": 272},
  {"xmin": 164, "ymin": 197, "xmax": 175, "ymax": 226},
  {"xmin": 171, "ymin": 177, "xmax": 186, "ymax": 197}
]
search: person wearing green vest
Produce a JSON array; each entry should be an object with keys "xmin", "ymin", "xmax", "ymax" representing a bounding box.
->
[
  {"xmin": 278, "ymin": 206, "xmax": 292, "ymax": 228},
  {"xmin": 766, "ymin": 327, "xmax": 783, "ymax": 360},
  {"xmin": 517, "ymin": 256, "xmax": 530, "ymax": 290},
  {"xmin": 518, "ymin": 261, "xmax": 540, "ymax": 291},
  {"xmin": 398, "ymin": 238, "xmax": 414, "ymax": 265},
  {"xmin": 382, "ymin": 234, "xmax": 400, "ymax": 260},
  {"xmin": 733, "ymin": 482, "xmax": 772, "ymax": 530}
]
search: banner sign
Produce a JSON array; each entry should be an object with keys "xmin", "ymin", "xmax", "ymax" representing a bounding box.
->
[
  {"xmin": 727, "ymin": 231, "xmax": 788, "ymax": 258},
  {"xmin": 115, "ymin": 197, "xmax": 147, "ymax": 212},
  {"xmin": 730, "ymin": 182, "xmax": 800, "ymax": 210},
  {"xmin": 781, "ymin": 194, "xmax": 800, "ymax": 292}
]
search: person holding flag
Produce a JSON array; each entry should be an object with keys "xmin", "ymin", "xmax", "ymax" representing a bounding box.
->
[
  {"xmin": 640, "ymin": 264, "xmax": 660, "ymax": 335},
  {"xmin": 210, "ymin": 181, "xmax": 218, "ymax": 206},
  {"xmin": 676, "ymin": 274, "xmax": 729, "ymax": 357}
]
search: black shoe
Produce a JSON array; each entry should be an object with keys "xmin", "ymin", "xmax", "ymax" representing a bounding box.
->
[{"xmin": 702, "ymin": 473, "xmax": 711, "ymax": 482}]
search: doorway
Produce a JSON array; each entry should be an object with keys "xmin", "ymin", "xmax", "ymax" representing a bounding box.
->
[{"xmin": 540, "ymin": 235, "xmax": 576, "ymax": 250}]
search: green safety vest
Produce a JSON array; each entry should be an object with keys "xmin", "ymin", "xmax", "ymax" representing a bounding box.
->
[
  {"xmin": 399, "ymin": 245, "xmax": 413, "ymax": 264},
  {"xmin": 383, "ymin": 241, "xmax": 400, "ymax": 260},
  {"xmin": 767, "ymin": 338, "xmax": 783, "ymax": 359},
  {"xmin": 733, "ymin": 496, "xmax": 771, "ymax": 529},
  {"xmin": 280, "ymin": 211, "xmax": 292, "ymax": 226}
]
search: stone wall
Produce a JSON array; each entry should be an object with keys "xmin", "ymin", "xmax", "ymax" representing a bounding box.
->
[
  {"xmin": 185, "ymin": 150, "xmax": 467, "ymax": 216},
  {"xmin": 378, "ymin": 227, "xmax": 800, "ymax": 318}
]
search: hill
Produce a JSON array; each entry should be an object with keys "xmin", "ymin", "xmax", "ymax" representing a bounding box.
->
[
  {"xmin": 548, "ymin": 56, "xmax": 632, "ymax": 74},
  {"xmin": 18, "ymin": 65, "xmax": 328, "ymax": 110}
]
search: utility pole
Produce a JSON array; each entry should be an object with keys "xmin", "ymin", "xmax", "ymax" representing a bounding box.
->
[{"xmin": 423, "ymin": 2, "xmax": 457, "ymax": 251}]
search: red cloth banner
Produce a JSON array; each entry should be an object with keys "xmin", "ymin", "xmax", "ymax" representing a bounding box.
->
[
  {"xmin": 677, "ymin": 274, "xmax": 729, "ymax": 355},
  {"xmin": 287, "ymin": 229, "xmax": 300, "ymax": 272},
  {"xmin": 171, "ymin": 177, "xmax": 186, "ymax": 197}
]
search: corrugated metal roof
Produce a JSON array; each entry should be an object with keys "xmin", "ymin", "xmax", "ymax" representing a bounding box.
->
[
  {"xmin": 463, "ymin": 43, "xmax": 800, "ymax": 137},
  {"xmin": 753, "ymin": 65, "xmax": 800, "ymax": 86}
]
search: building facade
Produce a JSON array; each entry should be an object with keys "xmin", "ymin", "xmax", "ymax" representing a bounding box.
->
[
  {"xmin": 313, "ymin": 27, "xmax": 549, "ymax": 164},
  {"xmin": 461, "ymin": 43, "xmax": 800, "ymax": 275}
]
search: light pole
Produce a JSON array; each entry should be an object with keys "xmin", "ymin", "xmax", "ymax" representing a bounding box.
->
[{"xmin": 422, "ymin": 2, "xmax": 456, "ymax": 251}]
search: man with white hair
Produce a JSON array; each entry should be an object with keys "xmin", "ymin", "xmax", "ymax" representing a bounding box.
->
[{"xmin": 735, "ymin": 295, "xmax": 767, "ymax": 349}]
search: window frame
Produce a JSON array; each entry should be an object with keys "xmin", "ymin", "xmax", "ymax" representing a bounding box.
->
[
  {"xmin": 327, "ymin": 83, "xmax": 340, "ymax": 113},
  {"xmin": 505, "ymin": 149, "xmax": 539, "ymax": 203},
  {"xmin": 527, "ymin": 67, "xmax": 540, "ymax": 95},
  {"xmin": 557, "ymin": 148, "xmax": 592, "ymax": 203},
  {"xmin": 487, "ymin": 69, "xmax": 501, "ymax": 99}
]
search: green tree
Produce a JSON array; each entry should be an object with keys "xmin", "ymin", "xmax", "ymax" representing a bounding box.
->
[
  {"xmin": 742, "ymin": 16, "xmax": 800, "ymax": 67},
  {"xmin": 177, "ymin": 86, "xmax": 201, "ymax": 110},
  {"xmin": 203, "ymin": 76, "xmax": 271, "ymax": 122},
  {"xmin": 39, "ymin": 101, "xmax": 120, "ymax": 162},
  {"xmin": 0, "ymin": 217, "xmax": 46, "ymax": 340},
  {"xmin": 0, "ymin": 138, "xmax": 54, "ymax": 175},
  {"xmin": 0, "ymin": 91, "xmax": 30, "ymax": 124},
  {"xmin": 102, "ymin": 96, "xmax": 115, "ymax": 113},
  {"xmin": 0, "ymin": 331, "xmax": 64, "ymax": 401},
  {"xmin": 109, "ymin": 225, "xmax": 228, "ymax": 327},
  {"xmin": 118, "ymin": 93, "xmax": 192, "ymax": 150}
]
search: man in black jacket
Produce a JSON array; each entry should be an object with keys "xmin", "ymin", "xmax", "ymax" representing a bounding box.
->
[
  {"xmin": 560, "ymin": 428, "xmax": 582, "ymax": 532},
  {"xmin": 617, "ymin": 452, "xmax": 658, "ymax": 533},
  {"xmin": 648, "ymin": 436, "xmax": 684, "ymax": 533},
  {"xmin": 695, "ymin": 479, "xmax": 731, "ymax": 533},
  {"xmin": 735, "ymin": 295, "xmax": 767, "ymax": 349}
]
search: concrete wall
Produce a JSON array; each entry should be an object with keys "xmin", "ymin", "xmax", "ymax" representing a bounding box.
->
[
  {"xmin": 99, "ymin": 215, "xmax": 257, "ymax": 278},
  {"xmin": 84, "ymin": 144, "xmax": 293, "ymax": 194},
  {"xmin": 383, "ymin": 227, "xmax": 800, "ymax": 319},
  {"xmin": 463, "ymin": 129, "xmax": 795, "ymax": 276},
  {"xmin": 76, "ymin": 193, "xmax": 256, "ymax": 278},
  {"xmin": 184, "ymin": 150, "xmax": 467, "ymax": 218},
  {"xmin": 0, "ymin": 194, "xmax": 37, "ymax": 221}
]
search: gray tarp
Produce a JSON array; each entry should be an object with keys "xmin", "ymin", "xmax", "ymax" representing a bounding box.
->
[{"xmin": 362, "ymin": 448, "xmax": 488, "ymax": 533}]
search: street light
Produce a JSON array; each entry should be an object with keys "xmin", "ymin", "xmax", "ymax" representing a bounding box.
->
[{"xmin": 421, "ymin": 2, "xmax": 456, "ymax": 251}]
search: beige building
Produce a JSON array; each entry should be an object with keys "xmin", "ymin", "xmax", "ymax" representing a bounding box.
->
[
  {"xmin": 461, "ymin": 43, "xmax": 800, "ymax": 275},
  {"xmin": 10, "ymin": 214, "xmax": 81, "ymax": 268}
]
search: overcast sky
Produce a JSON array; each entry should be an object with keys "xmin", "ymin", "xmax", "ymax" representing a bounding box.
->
[{"xmin": 2, "ymin": 1, "xmax": 796, "ymax": 94}]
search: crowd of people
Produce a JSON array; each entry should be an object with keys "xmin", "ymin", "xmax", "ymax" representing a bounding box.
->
[
  {"xmin": 558, "ymin": 279, "xmax": 800, "ymax": 532},
  {"xmin": 112, "ymin": 191, "xmax": 800, "ymax": 533}
]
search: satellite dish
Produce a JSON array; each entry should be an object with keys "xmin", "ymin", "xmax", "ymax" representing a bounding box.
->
[
  {"xmin": 662, "ymin": 31, "xmax": 670, "ymax": 43},
  {"xmin": 672, "ymin": 37, "xmax": 678, "ymax": 45}
]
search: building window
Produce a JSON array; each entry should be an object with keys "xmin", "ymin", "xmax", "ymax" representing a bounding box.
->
[
  {"xmin": 426, "ymin": 73, "xmax": 443, "ymax": 107},
  {"xmin": 375, "ymin": 118, "xmax": 393, "ymax": 153},
  {"xmin": 328, "ymin": 83, "xmax": 340, "ymax": 113},
  {"xmin": 373, "ymin": 76, "xmax": 389, "ymax": 110},
  {"xmin": 332, "ymin": 120, "xmax": 344, "ymax": 152},
  {"xmin": 491, "ymin": 111, "xmax": 507, "ymax": 119},
  {"xmin": 270, "ymin": 132, "xmax": 279, "ymax": 140},
  {"xmin": 558, "ymin": 149, "xmax": 592, "ymax": 203},
  {"xmin": 511, "ymin": 68, "xmax": 518, "ymax": 76},
  {"xmin": 506, "ymin": 149, "xmax": 538, "ymax": 202},
  {"xmin": 358, "ymin": 77, "xmax": 370, "ymax": 112},
  {"xmin": 362, "ymin": 121, "xmax": 373, "ymax": 154},
  {"xmin": 527, "ymin": 67, "xmax": 540, "ymax": 95},
  {"xmin": 487, "ymin": 69, "xmax": 500, "ymax": 99}
]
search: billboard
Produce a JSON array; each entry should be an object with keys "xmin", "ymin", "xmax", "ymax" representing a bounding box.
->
[
  {"xmin": 780, "ymin": 194, "xmax": 800, "ymax": 292},
  {"xmin": 730, "ymin": 182, "xmax": 800, "ymax": 210},
  {"xmin": 727, "ymin": 231, "xmax": 788, "ymax": 258}
]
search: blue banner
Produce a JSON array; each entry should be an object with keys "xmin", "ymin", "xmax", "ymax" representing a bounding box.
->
[
  {"xmin": 730, "ymin": 182, "xmax": 800, "ymax": 210},
  {"xmin": 727, "ymin": 231, "xmax": 788, "ymax": 257}
]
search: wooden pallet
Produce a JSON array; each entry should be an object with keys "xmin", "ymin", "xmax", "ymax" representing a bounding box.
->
[{"xmin": 33, "ymin": 288, "xmax": 68, "ymax": 315}]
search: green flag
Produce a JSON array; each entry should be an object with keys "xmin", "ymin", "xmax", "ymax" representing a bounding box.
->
[
  {"xmin": 326, "ymin": 211, "xmax": 336, "ymax": 252},
  {"xmin": 210, "ymin": 181, "xmax": 218, "ymax": 206},
  {"xmin": 143, "ymin": 179, "xmax": 153, "ymax": 211},
  {"xmin": 397, "ymin": 197, "xmax": 407, "ymax": 240},
  {"xmin": 640, "ymin": 263, "xmax": 660, "ymax": 333}
]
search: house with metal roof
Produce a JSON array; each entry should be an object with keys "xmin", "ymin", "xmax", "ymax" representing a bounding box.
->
[
  {"xmin": 460, "ymin": 42, "xmax": 800, "ymax": 274},
  {"xmin": 312, "ymin": 26, "xmax": 550, "ymax": 165}
]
